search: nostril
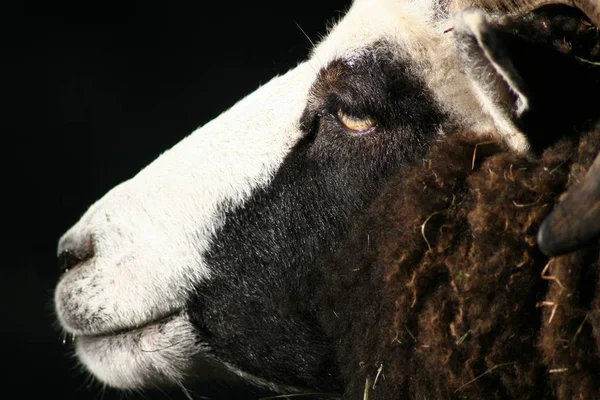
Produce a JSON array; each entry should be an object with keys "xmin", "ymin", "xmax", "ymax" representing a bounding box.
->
[
  {"xmin": 57, "ymin": 236, "xmax": 95, "ymax": 274},
  {"xmin": 58, "ymin": 250, "xmax": 83, "ymax": 274}
]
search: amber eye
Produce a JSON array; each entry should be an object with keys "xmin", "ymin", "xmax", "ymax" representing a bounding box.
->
[{"xmin": 336, "ymin": 109, "xmax": 376, "ymax": 133}]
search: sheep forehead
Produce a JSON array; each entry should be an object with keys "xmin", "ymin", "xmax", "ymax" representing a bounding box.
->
[
  {"xmin": 314, "ymin": 0, "xmax": 486, "ymax": 134},
  {"xmin": 315, "ymin": 0, "xmax": 442, "ymax": 69}
]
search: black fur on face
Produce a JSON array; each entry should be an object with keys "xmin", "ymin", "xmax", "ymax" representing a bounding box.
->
[{"xmin": 186, "ymin": 44, "xmax": 448, "ymax": 392}]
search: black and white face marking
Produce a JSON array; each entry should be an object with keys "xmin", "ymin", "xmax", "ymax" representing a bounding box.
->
[
  {"xmin": 189, "ymin": 47, "xmax": 446, "ymax": 392},
  {"xmin": 54, "ymin": 0, "xmax": 568, "ymax": 393},
  {"xmin": 54, "ymin": 61, "xmax": 318, "ymax": 389}
]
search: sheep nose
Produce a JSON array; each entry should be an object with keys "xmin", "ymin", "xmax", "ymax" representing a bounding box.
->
[{"xmin": 57, "ymin": 234, "xmax": 95, "ymax": 274}]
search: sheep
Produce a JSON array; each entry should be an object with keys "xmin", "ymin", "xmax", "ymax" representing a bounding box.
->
[
  {"xmin": 314, "ymin": 125, "xmax": 600, "ymax": 399},
  {"xmin": 52, "ymin": 0, "xmax": 600, "ymax": 397}
]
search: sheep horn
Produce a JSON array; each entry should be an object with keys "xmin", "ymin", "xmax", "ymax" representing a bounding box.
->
[
  {"xmin": 454, "ymin": 0, "xmax": 600, "ymax": 27},
  {"xmin": 537, "ymin": 151, "xmax": 600, "ymax": 257},
  {"xmin": 519, "ymin": 0, "xmax": 600, "ymax": 27}
]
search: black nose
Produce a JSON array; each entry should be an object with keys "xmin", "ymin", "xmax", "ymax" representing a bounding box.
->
[{"xmin": 57, "ymin": 235, "xmax": 95, "ymax": 274}]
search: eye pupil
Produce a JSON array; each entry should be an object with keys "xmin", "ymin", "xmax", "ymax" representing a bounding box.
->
[{"xmin": 337, "ymin": 109, "xmax": 376, "ymax": 133}]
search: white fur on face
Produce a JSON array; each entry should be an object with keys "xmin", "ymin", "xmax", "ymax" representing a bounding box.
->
[{"xmin": 54, "ymin": 0, "xmax": 531, "ymax": 390}]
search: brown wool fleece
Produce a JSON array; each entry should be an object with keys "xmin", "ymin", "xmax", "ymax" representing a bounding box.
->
[{"xmin": 315, "ymin": 128, "xmax": 600, "ymax": 399}]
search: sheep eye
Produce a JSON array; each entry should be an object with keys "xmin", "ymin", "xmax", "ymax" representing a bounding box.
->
[{"xmin": 336, "ymin": 109, "xmax": 376, "ymax": 133}]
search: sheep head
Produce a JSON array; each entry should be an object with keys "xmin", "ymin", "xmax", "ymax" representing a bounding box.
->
[{"xmin": 52, "ymin": 0, "xmax": 600, "ymax": 396}]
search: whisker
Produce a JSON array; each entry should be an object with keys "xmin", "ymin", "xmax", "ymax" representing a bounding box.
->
[{"xmin": 294, "ymin": 20, "xmax": 322, "ymax": 72}]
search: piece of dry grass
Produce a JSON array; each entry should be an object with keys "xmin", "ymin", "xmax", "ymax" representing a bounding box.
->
[
  {"xmin": 259, "ymin": 393, "xmax": 339, "ymax": 400},
  {"xmin": 454, "ymin": 362, "xmax": 516, "ymax": 393}
]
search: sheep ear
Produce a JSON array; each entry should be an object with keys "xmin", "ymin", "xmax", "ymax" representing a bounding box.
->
[{"xmin": 453, "ymin": 8, "xmax": 531, "ymax": 153}]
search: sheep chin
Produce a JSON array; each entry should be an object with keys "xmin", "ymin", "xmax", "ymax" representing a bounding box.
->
[{"xmin": 74, "ymin": 312, "xmax": 203, "ymax": 389}]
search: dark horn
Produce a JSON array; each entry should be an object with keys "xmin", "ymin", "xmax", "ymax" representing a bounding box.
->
[
  {"xmin": 537, "ymin": 151, "xmax": 600, "ymax": 257},
  {"xmin": 453, "ymin": 0, "xmax": 600, "ymax": 27},
  {"xmin": 517, "ymin": 0, "xmax": 600, "ymax": 27}
]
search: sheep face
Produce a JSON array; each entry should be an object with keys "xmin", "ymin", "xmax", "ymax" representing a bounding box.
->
[{"xmin": 53, "ymin": 0, "xmax": 600, "ymax": 394}]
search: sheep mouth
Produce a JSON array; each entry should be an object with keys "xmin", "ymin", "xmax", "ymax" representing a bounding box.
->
[
  {"xmin": 72, "ymin": 311, "xmax": 200, "ymax": 390},
  {"xmin": 70, "ymin": 310, "xmax": 183, "ymax": 342},
  {"xmin": 496, "ymin": 4, "xmax": 600, "ymax": 63}
]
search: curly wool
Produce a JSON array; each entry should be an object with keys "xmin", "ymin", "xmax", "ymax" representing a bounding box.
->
[{"xmin": 315, "ymin": 128, "xmax": 600, "ymax": 399}]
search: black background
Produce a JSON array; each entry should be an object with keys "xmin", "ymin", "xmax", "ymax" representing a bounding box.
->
[{"xmin": 4, "ymin": 1, "xmax": 348, "ymax": 398}]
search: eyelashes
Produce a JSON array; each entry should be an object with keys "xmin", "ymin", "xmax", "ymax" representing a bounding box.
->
[
  {"xmin": 336, "ymin": 109, "xmax": 376, "ymax": 134},
  {"xmin": 302, "ymin": 91, "xmax": 379, "ymax": 137}
]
